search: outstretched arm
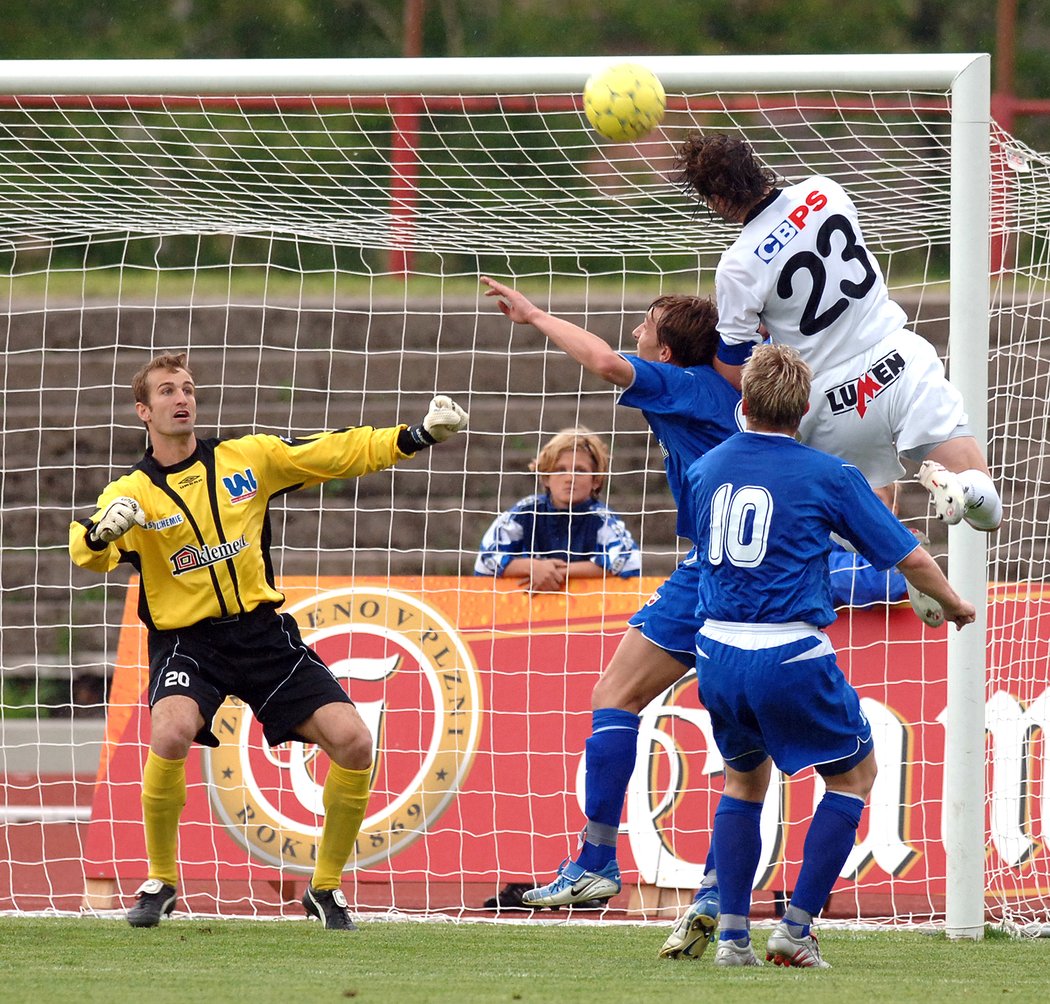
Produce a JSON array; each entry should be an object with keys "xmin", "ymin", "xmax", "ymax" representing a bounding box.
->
[
  {"xmin": 897, "ymin": 547, "xmax": 976, "ymax": 630},
  {"xmin": 398, "ymin": 395, "xmax": 469, "ymax": 452},
  {"xmin": 481, "ymin": 276, "xmax": 634, "ymax": 387}
]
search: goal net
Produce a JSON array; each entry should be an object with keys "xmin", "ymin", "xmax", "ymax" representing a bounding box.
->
[{"xmin": 1, "ymin": 55, "xmax": 1047, "ymax": 934}]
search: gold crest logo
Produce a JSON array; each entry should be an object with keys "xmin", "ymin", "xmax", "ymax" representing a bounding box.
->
[{"xmin": 202, "ymin": 586, "xmax": 483, "ymax": 871}]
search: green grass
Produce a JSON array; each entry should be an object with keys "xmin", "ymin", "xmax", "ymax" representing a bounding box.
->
[
  {"xmin": 1, "ymin": 263, "xmax": 972, "ymax": 306},
  {"xmin": 1, "ymin": 918, "xmax": 1048, "ymax": 1003},
  {"xmin": 0, "ymin": 266, "xmax": 694, "ymax": 304}
]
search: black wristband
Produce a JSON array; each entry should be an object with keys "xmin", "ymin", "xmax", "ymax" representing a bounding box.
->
[
  {"xmin": 82, "ymin": 520, "xmax": 109, "ymax": 551},
  {"xmin": 399, "ymin": 424, "xmax": 437, "ymax": 454}
]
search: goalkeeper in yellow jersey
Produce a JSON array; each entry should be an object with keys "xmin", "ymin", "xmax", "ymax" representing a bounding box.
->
[{"xmin": 69, "ymin": 352, "xmax": 468, "ymax": 930}]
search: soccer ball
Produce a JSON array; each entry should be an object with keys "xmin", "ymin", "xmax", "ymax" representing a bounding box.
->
[{"xmin": 583, "ymin": 63, "xmax": 666, "ymax": 142}]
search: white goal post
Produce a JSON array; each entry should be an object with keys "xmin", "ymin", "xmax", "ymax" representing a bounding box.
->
[{"xmin": 2, "ymin": 53, "xmax": 1038, "ymax": 937}]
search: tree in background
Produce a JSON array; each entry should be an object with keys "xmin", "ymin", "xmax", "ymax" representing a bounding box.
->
[{"xmin": 0, "ymin": 0, "xmax": 1047, "ymax": 145}]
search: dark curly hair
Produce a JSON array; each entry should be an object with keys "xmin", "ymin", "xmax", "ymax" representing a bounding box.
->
[
  {"xmin": 648, "ymin": 294, "xmax": 719, "ymax": 368},
  {"xmin": 673, "ymin": 133, "xmax": 777, "ymax": 217}
]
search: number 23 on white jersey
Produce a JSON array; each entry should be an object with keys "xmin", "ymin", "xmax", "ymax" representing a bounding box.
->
[{"xmin": 718, "ymin": 176, "xmax": 908, "ymax": 373}]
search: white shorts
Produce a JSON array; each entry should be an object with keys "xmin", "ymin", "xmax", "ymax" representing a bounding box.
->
[{"xmin": 798, "ymin": 329, "xmax": 967, "ymax": 488}]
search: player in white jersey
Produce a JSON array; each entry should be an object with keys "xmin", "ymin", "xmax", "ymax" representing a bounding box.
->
[
  {"xmin": 673, "ymin": 132, "xmax": 1001, "ymax": 538},
  {"xmin": 682, "ymin": 344, "xmax": 975, "ymax": 968}
]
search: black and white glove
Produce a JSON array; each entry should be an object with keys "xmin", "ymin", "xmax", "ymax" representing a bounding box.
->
[
  {"xmin": 89, "ymin": 496, "xmax": 147, "ymax": 543},
  {"xmin": 422, "ymin": 395, "xmax": 469, "ymax": 443}
]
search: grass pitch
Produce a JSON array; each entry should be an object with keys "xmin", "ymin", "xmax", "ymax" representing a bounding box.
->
[{"xmin": 1, "ymin": 917, "xmax": 1049, "ymax": 1004}]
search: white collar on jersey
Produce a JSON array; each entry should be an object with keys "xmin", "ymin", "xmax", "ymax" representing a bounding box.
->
[{"xmin": 743, "ymin": 429, "xmax": 797, "ymax": 440}]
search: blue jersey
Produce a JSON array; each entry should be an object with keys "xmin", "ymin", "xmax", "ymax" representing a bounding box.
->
[
  {"xmin": 828, "ymin": 543, "xmax": 907, "ymax": 608},
  {"xmin": 618, "ymin": 356, "xmax": 741, "ymax": 541},
  {"xmin": 474, "ymin": 493, "xmax": 641, "ymax": 578},
  {"xmin": 683, "ymin": 431, "xmax": 917, "ymax": 627}
]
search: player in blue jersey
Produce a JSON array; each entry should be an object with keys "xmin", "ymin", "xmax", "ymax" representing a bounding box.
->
[
  {"xmin": 474, "ymin": 427, "xmax": 641, "ymax": 588},
  {"xmin": 828, "ymin": 543, "xmax": 906, "ymax": 608},
  {"xmin": 682, "ymin": 343, "xmax": 974, "ymax": 968},
  {"xmin": 481, "ymin": 276, "xmax": 739, "ymax": 957},
  {"xmin": 673, "ymin": 133, "xmax": 1002, "ymax": 559}
]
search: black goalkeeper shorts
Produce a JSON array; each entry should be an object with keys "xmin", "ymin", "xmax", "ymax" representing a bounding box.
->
[{"xmin": 147, "ymin": 604, "xmax": 352, "ymax": 748}]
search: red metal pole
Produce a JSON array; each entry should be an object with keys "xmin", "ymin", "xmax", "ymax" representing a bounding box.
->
[
  {"xmin": 388, "ymin": 0, "xmax": 425, "ymax": 276},
  {"xmin": 388, "ymin": 97, "xmax": 421, "ymax": 277},
  {"xmin": 992, "ymin": 0, "xmax": 1017, "ymax": 134},
  {"xmin": 990, "ymin": 0, "xmax": 1018, "ymax": 273}
]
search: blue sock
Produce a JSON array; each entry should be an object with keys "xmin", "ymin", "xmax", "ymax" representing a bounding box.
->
[
  {"xmin": 693, "ymin": 846, "xmax": 718, "ymax": 902},
  {"xmin": 712, "ymin": 794, "xmax": 763, "ymax": 923},
  {"xmin": 790, "ymin": 790, "xmax": 865, "ymax": 919},
  {"xmin": 719, "ymin": 927, "xmax": 750, "ymax": 944},
  {"xmin": 575, "ymin": 708, "xmax": 639, "ymax": 871},
  {"xmin": 702, "ymin": 844, "xmax": 716, "ymax": 888}
]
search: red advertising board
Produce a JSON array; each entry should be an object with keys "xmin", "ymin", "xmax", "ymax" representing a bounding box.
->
[{"xmin": 83, "ymin": 577, "xmax": 1050, "ymax": 921}]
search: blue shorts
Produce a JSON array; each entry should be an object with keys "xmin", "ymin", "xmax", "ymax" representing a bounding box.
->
[
  {"xmin": 696, "ymin": 625, "xmax": 873, "ymax": 777},
  {"xmin": 627, "ymin": 551, "xmax": 700, "ymax": 669}
]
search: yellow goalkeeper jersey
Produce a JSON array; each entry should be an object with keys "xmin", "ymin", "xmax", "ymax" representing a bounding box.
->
[{"xmin": 69, "ymin": 426, "xmax": 409, "ymax": 631}]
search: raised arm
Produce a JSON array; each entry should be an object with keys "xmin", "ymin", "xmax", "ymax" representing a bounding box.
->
[
  {"xmin": 713, "ymin": 356, "xmax": 744, "ymax": 389},
  {"xmin": 481, "ymin": 276, "xmax": 634, "ymax": 387}
]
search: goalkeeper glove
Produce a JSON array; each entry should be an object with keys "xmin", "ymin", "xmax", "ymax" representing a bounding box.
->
[
  {"xmin": 422, "ymin": 395, "xmax": 469, "ymax": 443},
  {"xmin": 89, "ymin": 496, "xmax": 147, "ymax": 543},
  {"xmin": 401, "ymin": 396, "xmax": 469, "ymax": 451}
]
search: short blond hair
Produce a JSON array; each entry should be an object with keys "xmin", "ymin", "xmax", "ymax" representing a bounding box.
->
[
  {"xmin": 131, "ymin": 352, "xmax": 193, "ymax": 405},
  {"xmin": 530, "ymin": 427, "xmax": 609, "ymax": 498},
  {"xmin": 741, "ymin": 344, "xmax": 811, "ymax": 430}
]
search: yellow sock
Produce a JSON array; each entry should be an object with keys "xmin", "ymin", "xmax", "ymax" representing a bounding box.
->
[
  {"xmin": 141, "ymin": 750, "xmax": 187, "ymax": 887},
  {"xmin": 311, "ymin": 761, "xmax": 372, "ymax": 891}
]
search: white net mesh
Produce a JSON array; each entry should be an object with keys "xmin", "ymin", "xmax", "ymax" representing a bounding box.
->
[
  {"xmin": 984, "ymin": 127, "xmax": 1050, "ymax": 935},
  {"xmin": 0, "ymin": 76, "xmax": 1047, "ymax": 929}
]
